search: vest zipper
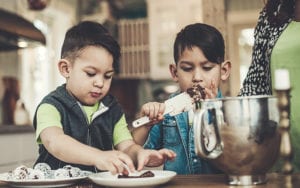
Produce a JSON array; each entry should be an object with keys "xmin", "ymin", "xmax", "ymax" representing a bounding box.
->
[{"xmin": 85, "ymin": 113, "xmax": 98, "ymax": 173}]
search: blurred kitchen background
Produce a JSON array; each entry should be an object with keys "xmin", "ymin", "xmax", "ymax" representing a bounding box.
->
[{"xmin": 0, "ymin": 0, "xmax": 264, "ymax": 171}]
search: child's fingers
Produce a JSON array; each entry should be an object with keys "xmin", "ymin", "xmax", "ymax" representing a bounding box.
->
[
  {"xmin": 111, "ymin": 152, "xmax": 135, "ymax": 173},
  {"xmin": 113, "ymin": 161, "xmax": 125, "ymax": 175},
  {"xmin": 204, "ymin": 88, "xmax": 212, "ymax": 99},
  {"xmin": 142, "ymin": 102, "xmax": 165, "ymax": 120},
  {"xmin": 136, "ymin": 154, "xmax": 149, "ymax": 171},
  {"xmin": 120, "ymin": 159, "xmax": 135, "ymax": 173},
  {"xmin": 137, "ymin": 150, "xmax": 164, "ymax": 170},
  {"xmin": 151, "ymin": 102, "xmax": 165, "ymax": 119},
  {"xmin": 141, "ymin": 103, "xmax": 151, "ymax": 116},
  {"xmin": 204, "ymin": 80, "xmax": 218, "ymax": 99},
  {"xmin": 141, "ymin": 103, "xmax": 154, "ymax": 118},
  {"xmin": 156, "ymin": 113, "xmax": 164, "ymax": 121},
  {"xmin": 210, "ymin": 80, "xmax": 218, "ymax": 96},
  {"xmin": 152, "ymin": 149, "xmax": 175, "ymax": 163},
  {"xmin": 159, "ymin": 148, "xmax": 177, "ymax": 160}
]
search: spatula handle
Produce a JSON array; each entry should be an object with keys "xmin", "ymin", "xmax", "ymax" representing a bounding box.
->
[{"xmin": 132, "ymin": 116, "xmax": 151, "ymax": 128}]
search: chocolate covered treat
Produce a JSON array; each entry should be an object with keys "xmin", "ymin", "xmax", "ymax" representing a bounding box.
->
[
  {"xmin": 12, "ymin": 165, "xmax": 29, "ymax": 180},
  {"xmin": 28, "ymin": 169, "xmax": 45, "ymax": 180},
  {"xmin": 63, "ymin": 165, "xmax": 81, "ymax": 177},
  {"xmin": 187, "ymin": 85, "xmax": 206, "ymax": 100},
  {"xmin": 33, "ymin": 163, "xmax": 52, "ymax": 179},
  {"xmin": 187, "ymin": 85, "xmax": 206, "ymax": 109},
  {"xmin": 3, "ymin": 164, "xmax": 91, "ymax": 181},
  {"xmin": 118, "ymin": 170, "xmax": 155, "ymax": 178}
]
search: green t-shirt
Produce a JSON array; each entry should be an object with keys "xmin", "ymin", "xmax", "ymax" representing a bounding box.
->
[
  {"xmin": 271, "ymin": 21, "xmax": 300, "ymax": 172},
  {"xmin": 36, "ymin": 102, "xmax": 132, "ymax": 146}
]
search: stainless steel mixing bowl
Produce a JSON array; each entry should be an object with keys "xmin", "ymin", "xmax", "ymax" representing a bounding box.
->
[{"xmin": 193, "ymin": 95, "xmax": 280, "ymax": 185}]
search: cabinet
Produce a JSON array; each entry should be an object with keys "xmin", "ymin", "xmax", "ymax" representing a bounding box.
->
[
  {"xmin": 115, "ymin": 0, "xmax": 235, "ymax": 97},
  {"xmin": 0, "ymin": 131, "xmax": 38, "ymax": 173},
  {"xmin": 117, "ymin": 0, "xmax": 205, "ymax": 80},
  {"xmin": 147, "ymin": 0, "xmax": 203, "ymax": 80}
]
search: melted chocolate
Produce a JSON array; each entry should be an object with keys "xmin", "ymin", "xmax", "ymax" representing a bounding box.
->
[
  {"xmin": 187, "ymin": 85, "xmax": 206, "ymax": 109},
  {"xmin": 118, "ymin": 170, "xmax": 155, "ymax": 178},
  {"xmin": 187, "ymin": 85, "xmax": 206, "ymax": 101}
]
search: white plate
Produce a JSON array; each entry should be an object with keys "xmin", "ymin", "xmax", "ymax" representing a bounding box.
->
[
  {"xmin": 88, "ymin": 170, "xmax": 176, "ymax": 187},
  {"xmin": 0, "ymin": 172, "xmax": 88, "ymax": 188}
]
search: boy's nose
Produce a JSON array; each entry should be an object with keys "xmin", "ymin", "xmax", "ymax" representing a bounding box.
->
[
  {"xmin": 93, "ymin": 78, "xmax": 104, "ymax": 88},
  {"xmin": 193, "ymin": 70, "xmax": 203, "ymax": 83}
]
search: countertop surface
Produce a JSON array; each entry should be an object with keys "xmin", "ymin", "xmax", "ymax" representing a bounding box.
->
[
  {"xmin": 0, "ymin": 125, "xmax": 34, "ymax": 134},
  {"xmin": 0, "ymin": 173, "xmax": 299, "ymax": 188}
]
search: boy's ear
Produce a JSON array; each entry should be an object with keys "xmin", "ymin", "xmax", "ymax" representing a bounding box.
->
[
  {"xmin": 169, "ymin": 64, "xmax": 179, "ymax": 82},
  {"xmin": 58, "ymin": 59, "xmax": 71, "ymax": 78},
  {"xmin": 220, "ymin": 60, "xmax": 231, "ymax": 81}
]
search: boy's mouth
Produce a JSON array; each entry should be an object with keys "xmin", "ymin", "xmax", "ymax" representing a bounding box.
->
[{"xmin": 90, "ymin": 92, "xmax": 101, "ymax": 98}]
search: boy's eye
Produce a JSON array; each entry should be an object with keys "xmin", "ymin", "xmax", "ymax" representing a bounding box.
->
[
  {"xmin": 181, "ymin": 66, "xmax": 193, "ymax": 72},
  {"xmin": 86, "ymin": 72, "xmax": 96, "ymax": 77},
  {"xmin": 104, "ymin": 74, "xmax": 113, "ymax": 79},
  {"xmin": 202, "ymin": 66, "xmax": 213, "ymax": 71},
  {"xmin": 104, "ymin": 72, "xmax": 114, "ymax": 79}
]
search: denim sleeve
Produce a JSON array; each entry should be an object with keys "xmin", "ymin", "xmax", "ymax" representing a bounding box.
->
[{"xmin": 143, "ymin": 124, "xmax": 162, "ymax": 150}]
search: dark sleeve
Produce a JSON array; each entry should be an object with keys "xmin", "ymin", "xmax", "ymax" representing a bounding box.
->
[{"xmin": 239, "ymin": 9, "xmax": 273, "ymax": 96}]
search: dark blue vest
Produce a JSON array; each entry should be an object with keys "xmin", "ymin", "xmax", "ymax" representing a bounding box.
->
[{"xmin": 33, "ymin": 84, "xmax": 123, "ymax": 172}]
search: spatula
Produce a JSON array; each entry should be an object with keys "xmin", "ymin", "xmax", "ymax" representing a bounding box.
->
[{"xmin": 132, "ymin": 92, "xmax": 194, "ymax": 128}]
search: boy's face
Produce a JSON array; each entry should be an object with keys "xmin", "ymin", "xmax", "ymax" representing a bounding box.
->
[
  {"xmin": 169, "ymin": 46, "xmax": 230, "ymax": 96},
  {"xmin": 59, "ymin": 46, "xmax": 114, "ymax": 105}
]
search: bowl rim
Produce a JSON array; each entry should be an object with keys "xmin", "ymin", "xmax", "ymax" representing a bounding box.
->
[{"xmin": 201, "ymin": 95, "xmax": 276, "ymax": 102}]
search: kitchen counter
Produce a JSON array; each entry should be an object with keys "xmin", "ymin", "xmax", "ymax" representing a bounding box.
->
[
  {"xmin": 0, "ymin": 125, "xmax": 34, "ymax": 134},
  {"xmin": 0, "ymin": 173, "xmax": 299, "ymax": 187},
  {"xmin": 0, "ymin": 126, "xmax": 37, "ymax": 172}
]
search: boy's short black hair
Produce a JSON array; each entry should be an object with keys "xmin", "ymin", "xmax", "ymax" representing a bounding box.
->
[
  {"xmin": 61, "ymin": 21, "xmax": 120, "ymax": 72},
  {"xmin": 173, "ymin": 23, "xmax": 225, "ymax": 64}
]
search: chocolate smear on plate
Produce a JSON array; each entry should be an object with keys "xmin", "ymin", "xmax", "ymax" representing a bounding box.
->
[{"xmin": 118, "ymin": 171, "xmax": 155, "ymax": 178}]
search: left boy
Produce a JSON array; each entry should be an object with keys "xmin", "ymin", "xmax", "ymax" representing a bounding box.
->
[{"xmin": 33, "ymin": 21, "xmax": 175, "ymax": 174}]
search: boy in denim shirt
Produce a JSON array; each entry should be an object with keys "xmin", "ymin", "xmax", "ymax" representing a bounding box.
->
[{"xmin": 133, "ymin": 23, "xmax": 231, "ymax": 174}]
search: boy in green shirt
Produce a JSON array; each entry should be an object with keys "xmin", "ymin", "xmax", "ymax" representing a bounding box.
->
[{"xmin": 33, "ymin": 21, "xmax": 175, "ymax": 174}]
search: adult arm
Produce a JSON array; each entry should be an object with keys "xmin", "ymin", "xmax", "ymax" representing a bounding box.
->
[{"xmin": 239, "ymin": 9, "xmax": 273, "ymax": 96}]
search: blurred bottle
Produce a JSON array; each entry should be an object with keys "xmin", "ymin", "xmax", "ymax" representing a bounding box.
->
[
  {"xmin": 0, "ymin": 74, "xmax": 4, "ymax": 124},
  {"xmin": 2, "ymin": 77, "xmax": 20, "ymax": 125},
  {"xmin": 14, "ymin": 100, "xmax": 31, "ymax": 126},
  {"xmin": 27, "ymin": 0, "xmax": 50, "ymax": 10}
]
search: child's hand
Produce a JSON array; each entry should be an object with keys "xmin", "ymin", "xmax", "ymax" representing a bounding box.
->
[
  {"xmin": 132, "ymin": 102, "xmax": 164, "ymax": 145},
  {"xmin": 94, "ymin": 150, "xmax": 135, "ymax": 175},
  {"xmin": 140, "ymin": 102, "xmax": 165, "ymax": 125},
  {"xmin": 204, "ymin": 80, "xmax": 218, "ymax": 99},
  {"xmin": 136, "ymin": 148, "xmax": 176, "ymax": 171}
]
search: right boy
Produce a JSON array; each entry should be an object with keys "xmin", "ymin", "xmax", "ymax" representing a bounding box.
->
[{"xmin": 133, "ymin": 23, "xmax": 231, "ymax": 174}]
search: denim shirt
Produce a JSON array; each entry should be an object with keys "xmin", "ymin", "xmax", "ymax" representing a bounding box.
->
[{"xmin": 144, "ymin": 91, "xmax": 223, "ymax": 174}]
